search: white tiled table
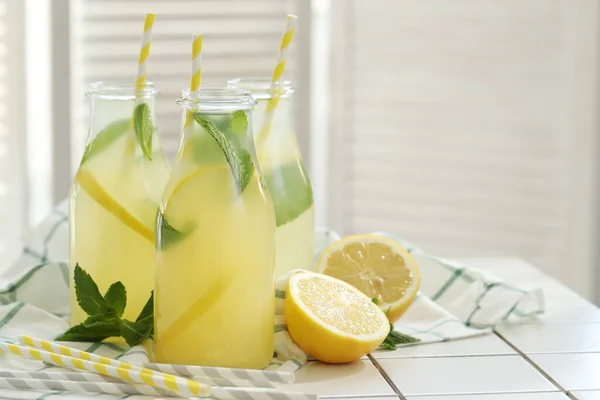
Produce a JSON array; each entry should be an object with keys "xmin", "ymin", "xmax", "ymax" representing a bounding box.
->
[{"xmin": 284, "ymin": 258, "xmax": 600, "ymax": 400}]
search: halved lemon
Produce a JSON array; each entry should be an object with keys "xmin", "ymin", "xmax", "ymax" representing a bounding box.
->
[
  {"xmin": 285, "ymin": 271, "xmax": 389, "ymax": 363},
  {"xmin": 76, "ymin": 169, "xmax": 154, "ymax": 243},
  {"xmin": 316, "ymin": 234, "xmax": 420, "ymax": 323}
]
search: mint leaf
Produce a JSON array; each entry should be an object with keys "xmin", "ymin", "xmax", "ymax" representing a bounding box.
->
[
  {"xmin": 387, "ymin": 329, "xmax": 420, "ymax": 344},
  {"xmin": 186, "ymin": 127, "xmax": 228, "ymax": 166},
  {"xmin": 83, "ymin": 313, "xmax": 117, "ymax": 327},
  {"xmin": 61, "ymin": 265, "xmax": 154, "ymax": 346},
  {"xmin": 73, "ymin": 264, "xmax": 108, "ymax": 315},
  {"xmin": 379, "ymin": 341, "xmax": 396, "ymax": 350},
  {"xmin": 263, "ymin": 161, "xmax": 313, "ymax": 226},
  {"xmin": 119, "ymin": 320, "xmax": 152, "ymax": 347},
  {"xmin": 136, "ymin": 292, "xmax": 153, "ymax": 325},
  {"xmin": 104, "ymin": 282, "xmax": 126, "ymax": 318},
  {"xmin": 133, "ymin": 103, "xmax": 154, "ymax": 161},
  {"xmin": 81, "ymin": 119, "xmax": 130, "ymax": 164},
  {"xmin": 229, "ymin": 110, "xmax": 248, "ymax": 139},
  {"xmin": 56, "ymin": 320, "xmax": 120, "ymax": 342},
  {"xmin": 192, "ymin": 113, "xmax": 254, "ymax": 193},
  {"xmin": 379, "ymin": 326, "xmax": 421, "ymax": 350},
  {"xmin": 157, "ymin": 211, "xmax": 191, "ymax": 251}
]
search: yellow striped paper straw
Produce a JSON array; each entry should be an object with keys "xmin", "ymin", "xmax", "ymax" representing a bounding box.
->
[
  {"xmin": 1, "ymin": 341, "xmax": 209, "ymax": 397},
  {"xmin": 190, "ymin": 33, "xmax": 203, "ymax": 93},
  {"xmin": 19, "ymin": 336, "xmax": 309, "ymax": 399},
  {"xmin": 20, "ymin": 336, "xmax": 291, "ymax": 387},
  {"xmin": 256, "ymin": 14, "xmax": 298, "ymax": 144},
  {"xmin": 185, "ymin": 33, "xmax": 203, "ymax": 126},
  {"xmin": 0, "ymin": 373, "xmax": 176, "ymax": 397},
  {"xmin": 135, "ymin": 13, "xmax": 155, "ymax": 90},
  {"xmin": 21, "ymin": 335, "xmax": 290, "ymax": 387}
]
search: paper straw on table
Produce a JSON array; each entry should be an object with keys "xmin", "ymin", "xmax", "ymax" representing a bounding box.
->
[
  {"xmin": 0, "ymin": 369, "xmax": 123, "ymax": 383},
  {"xmin": 0, "ymin": 367, "xmax": 233, "ymax": 390},
  {"xmin": 19, "ymin": 336, "xmax": 313, "ymax": 399},
  {"xmin": 211, "ymin": 386, "xmax": 317, "ymax": 400},
  {"xmin": 21, "ymin": 335, "xmax": 294, "ymax": 387},
  {"xmin": 1, "ymin": 341, "xmax": 208, "ymax": 397},
  {"xmin": 143, "ymin": 361, "xmax": 295, "ymax": 387},
  {"xmin": 135, "ymin": 13, "xmax": 155, "ymax": 90},
  {"xmin": 0, "ymin": 376, "xmax": 176, "ymax": 397},
  {"xmin": 256, "ymin": 14, "xmax": 298, "ymax": 144},
  {"xmin": 0, "ymin": 374, "xmax": 317, "ymax": 400},
  {"xmin": 185, "ymin": 33, "xmax": 204, "ymax": 127}
]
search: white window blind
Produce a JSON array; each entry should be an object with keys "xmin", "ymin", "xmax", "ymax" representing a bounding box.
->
[
  {"xmin": 70, "ymin": 0, "xmax": 310, "ymax": 165},
  {"xmin": 328, "ymin": 0, "xmax": 599, "ymax": 298},
  {"xmin": 0, "ymin": 0, "xmax": 26, "ymax": 269}
]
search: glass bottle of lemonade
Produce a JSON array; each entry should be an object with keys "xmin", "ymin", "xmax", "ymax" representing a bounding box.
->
[
  {"xmin": 154, "ymin": 88, "xmax": 275, "ymax": 368},
  {"xmin": 228, "ymin": 79, "xmax": 314, "ymax": 278},
  {"xmin": 69, "ymin": 82, "xmax": 170, "ymax": 325}
]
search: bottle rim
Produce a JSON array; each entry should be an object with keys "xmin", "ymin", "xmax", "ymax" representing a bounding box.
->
[
  {"xmin": 227, "ymin": 78, "xmax": 295, "ymax": 100},
  {"xmin": 87, "ymin": 81, "xmax": 158, "ymax": 100},
  {"xmin": 177, "ymin": 88, "xmax": 257, "ymax": 112}
]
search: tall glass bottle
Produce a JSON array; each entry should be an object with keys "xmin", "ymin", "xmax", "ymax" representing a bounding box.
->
[
  {"xmin": 154, "ymin": 88, "xmax": 275, "ymax": 368},
  {"xmin": 228, "ymin": 79, "xmax": 314, "ymax": 278},
  {"xmin": 69, "ymin": 82, "xmax": 170, "ymax": 324}
]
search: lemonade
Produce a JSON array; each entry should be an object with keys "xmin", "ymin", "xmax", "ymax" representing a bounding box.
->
[
  {"xmin": 69, "ymin": 82, "xmax": 170, "ymax": 324},
  {"xmin": 228, "ymin": 79, "xmax": 314, "ymax": 277},
  {"xmin": 154, "ymin": 89, "xmax": 276, "ymax": 368}
]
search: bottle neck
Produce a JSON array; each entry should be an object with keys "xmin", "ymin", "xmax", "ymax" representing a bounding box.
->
[
  {"xmin": 176, "ymin": 108, "xmax": 257, "ymax": 164},
  {"xmin": 88, "ymin": 97, "xmax": 156, "ymax": 140}
]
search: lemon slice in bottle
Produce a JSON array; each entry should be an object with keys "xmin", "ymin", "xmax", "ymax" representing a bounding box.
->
[{"xmin": 75, "ymin": 169, "xmax": 154, "ymax": 242}]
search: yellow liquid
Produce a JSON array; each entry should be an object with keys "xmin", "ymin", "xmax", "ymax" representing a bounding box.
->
[
  {"xmin": 259, "ymin": 154, "xmax": 314, "ymax": 278},
  {"xmin": 154, "ymin": 136, "xmax": 275, "ymax": 368},
  {"xmin": 69, "ymin": 131, "xmax": 169, "ymax": 324},
  {"xmin": 252, "ymin": 95, "xmax": 315, "ymax": 278},
  {"xmin": 274, "ymin": 205, "xmax": 315, "ymax": 277}
]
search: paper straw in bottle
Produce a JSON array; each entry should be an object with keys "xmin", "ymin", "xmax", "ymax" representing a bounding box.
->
[
  {"xmin": 185, "ymin": 33, "xmax": 203, "ymax": 126},
  {"xmin": 190, "ymin": 33, "xmax": 203, "ymax": 93},
  {"xmin": 135, "ymin": 13, "xmax": 155, "ymax": 90},
  {"xmin": 256, "ymin": 14, "xmax": 298, "ymax": 144}
]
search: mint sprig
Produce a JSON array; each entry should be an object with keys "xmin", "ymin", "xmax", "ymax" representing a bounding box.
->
[
  {"xmin": 372, "ymin": 298, "xmax": 421, "ymax": 350},
  {"xmin": 380, "ymin": 328, "xmax": 421, "ymax": 349},
  {"xmin": 192, "ymin": 112, "xmax": 254, "ymax": 193},
  {"xmin": 57, "ymin": 264, "xmax": 153, "ymax": 346},
  {"xmin": 133, "ymin": 103, "xmax": 154, "ymax": 161}
]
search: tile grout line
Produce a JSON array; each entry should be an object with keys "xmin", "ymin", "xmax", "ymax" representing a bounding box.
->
[
  {"xmin": 493, "ymin": 331, "xmax": 577, "ymax": 399},
  {"xmin": 367, "ymin": 353, "xmax": 407, "ymax": 400},
  {"xmin": 371, "ymin": 348, "xmax": 600, "ymax": 359},
  {"xmin": 370, "ymin": 352, "xmax": 519, "ymax": 360}
]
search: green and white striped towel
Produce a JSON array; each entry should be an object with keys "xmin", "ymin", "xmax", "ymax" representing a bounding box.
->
[{"xmin": 0, "ymin": 202, "xmax": 544, "ymax": 399}]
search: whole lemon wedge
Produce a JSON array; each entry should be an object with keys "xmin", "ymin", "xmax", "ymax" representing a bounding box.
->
[
  {"xmin": 316, "ymin": 234, "xmax": 421, "ymax": 323},
  {"xmin": 285, "ymin": 271, "xmax": 389, "ymax": 363}
]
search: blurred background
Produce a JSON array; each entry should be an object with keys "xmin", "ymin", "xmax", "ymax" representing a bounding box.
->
[{"xmin": 1, "ymin": 0, "xmax": 599, "ymax": 302}]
